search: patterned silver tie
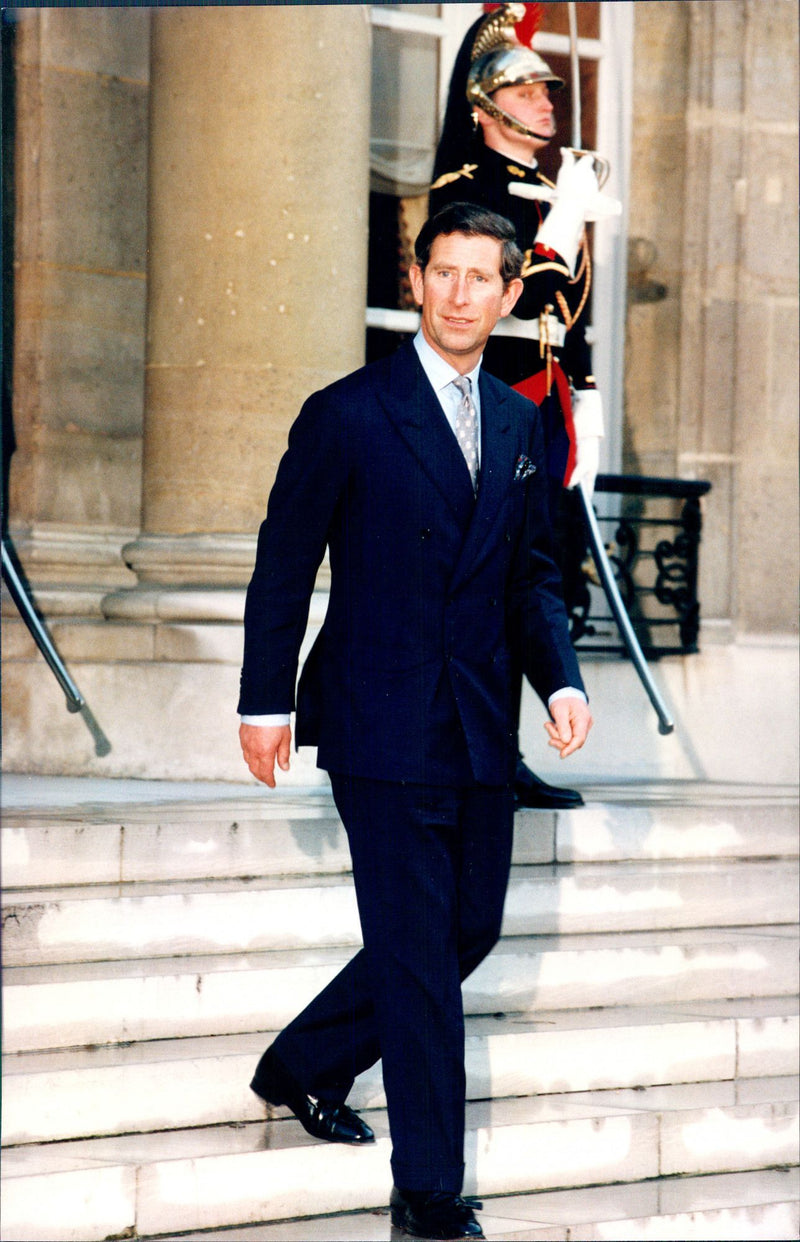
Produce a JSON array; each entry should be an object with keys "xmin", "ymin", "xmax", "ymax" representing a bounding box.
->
[{"xmin": 452, "ymin": 375, "xmax": 479, "ymax": 492}]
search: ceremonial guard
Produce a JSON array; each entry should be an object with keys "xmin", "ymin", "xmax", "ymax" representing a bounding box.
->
[{"xmin": 430, "ymin": 2, "xmax": 610, "ymax": 809}]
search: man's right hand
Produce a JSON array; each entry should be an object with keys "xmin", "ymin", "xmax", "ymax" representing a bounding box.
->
[{"xmin": 239, "ymin": 723, "xmax": 292, "ymax": 788}]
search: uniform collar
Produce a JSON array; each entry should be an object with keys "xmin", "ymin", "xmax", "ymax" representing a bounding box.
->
[{"xmin": 481, "ymin": 144, "xmax": 541, "ymax": 180}]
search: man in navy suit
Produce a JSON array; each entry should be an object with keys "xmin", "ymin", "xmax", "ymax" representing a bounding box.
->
[{"xmin": 238, "ymin": 202, "xmax": 591, "ymax": 1240}]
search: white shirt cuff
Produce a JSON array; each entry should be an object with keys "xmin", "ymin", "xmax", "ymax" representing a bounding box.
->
[
  {"xmin": 240, "ymin": 714, "xmax": 291, "ymax": 727},
  {"xmin": 547, "ymin": 686, "xmax": 587, "ymax": 708}
]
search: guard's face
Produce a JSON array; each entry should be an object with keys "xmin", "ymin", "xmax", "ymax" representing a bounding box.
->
[
  {"xmin": 410, "ymin": 232, "xmax": 522, "ymax": 372},
  {"xmin": 492, "ymin": 81, "xmax": 555, "ymax": 141}
]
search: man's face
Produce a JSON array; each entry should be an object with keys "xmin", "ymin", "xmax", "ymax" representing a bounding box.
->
[
  {"xmin": 409, "ymin": 232, "xmax": 523, "ymax": 372},
  {"xmin": 478, "ymin": 81, "xmax": 555, "ymax": 158}
]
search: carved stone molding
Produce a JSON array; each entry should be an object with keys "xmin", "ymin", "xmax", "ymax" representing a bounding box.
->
[
  {"xmin": 101, "ymin": 532, "xmax": 331, "ymax": 623},
  {"xmin": 119, "ymin": 533, "xmax": 258, "ymax": 587},
  {"xmin": 4, "ymin": 524, "xmax": 138, "ymax": 616}
]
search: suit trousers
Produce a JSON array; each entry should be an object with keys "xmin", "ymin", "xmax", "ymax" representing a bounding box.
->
[{"xmin": 269, "ymin": 773, "xmax": 514, "ymax": 1192}]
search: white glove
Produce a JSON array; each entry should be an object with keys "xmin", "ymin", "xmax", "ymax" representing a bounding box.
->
[
  {"xmin": 535, "ymin": 151, "xmax": 598, "ymax": 274},
  {"xmin": 534, "ymin": 150, "xmax": 621, "ymax": 275},
  {"xmin": 566, "ymin": 388, "xmax": 604, "ymax": 497}
]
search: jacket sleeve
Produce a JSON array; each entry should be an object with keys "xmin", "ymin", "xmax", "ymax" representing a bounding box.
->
[{"xmin": 237, "ymin": 390, "xmax": 347, "ymax": 715}]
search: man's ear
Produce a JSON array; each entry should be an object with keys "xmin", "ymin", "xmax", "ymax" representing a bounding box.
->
[
  {"xmin": 409, "ymin": 263, "xmax": 424, "ymax": 307},
  {"xmin": 500, "ymin": 276, "xmax": 524, "ymax": 317}
]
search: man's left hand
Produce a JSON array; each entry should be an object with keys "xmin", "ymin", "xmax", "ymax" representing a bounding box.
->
[{"xmin": 544, "ymin": 696, "xmax": 593, "ymax": 758}]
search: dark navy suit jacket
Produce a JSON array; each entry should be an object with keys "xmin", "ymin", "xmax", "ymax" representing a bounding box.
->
[{"xmin": 238, "ymin": 340, "xmax": 583, "ymax": 786}]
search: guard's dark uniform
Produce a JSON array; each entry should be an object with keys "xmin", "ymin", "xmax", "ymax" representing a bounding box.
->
[{"xmin": 430, "ymin": 144, "xmax": 595, "ymax": 499}]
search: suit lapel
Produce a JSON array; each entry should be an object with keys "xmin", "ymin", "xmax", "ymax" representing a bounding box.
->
[
  {"xmin": 376, "ymin": 344, "xmax": 520, "ymax": 580},
  {"xmin": 378, "ymin": 343, "xmax": 476, "ymax": 522}
]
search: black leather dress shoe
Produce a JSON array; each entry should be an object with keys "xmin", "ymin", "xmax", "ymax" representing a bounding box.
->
[
  {"xmin": 390, "ymin": 1187, "xmax": 484, "ymax": 1239},
  {"xmin": 514, "ymin": 759, "xmax": 584, "ymax": 810},
  {"xmin": 250, "ymin": 1047, "xmax": 374, "ymax": 1145}
]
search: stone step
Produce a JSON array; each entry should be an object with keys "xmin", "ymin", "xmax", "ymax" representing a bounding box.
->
[
  {"xmin": 4, "ymin": 859, "xmax": 797, "ymax": 967},
  {"xmin": 142, "ymin": 1169, "xmax": 800, "ymax": 1241},
  {"xmin": 5, "ymin": 926, "xmax": 798, "ymax": 1054},
  {"xmin": 2, "ymin": 1078, "xmax": 796, "ymax": 1242},
  {"xmin": 3, "ymin": 999, "xmax": 797, "ymax": 1147},
  {"xmin": 562, "ymin": 794, "xmax": 799, "ymax": 865},
  {"xmin": 3, "ymin": 786, "xmax": 797, "ymax": 890}
]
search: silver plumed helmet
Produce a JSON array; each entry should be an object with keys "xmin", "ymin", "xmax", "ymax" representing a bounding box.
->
[{"xmin": 466, "ymin": 4, "xmax": 563, "ymax": 139}]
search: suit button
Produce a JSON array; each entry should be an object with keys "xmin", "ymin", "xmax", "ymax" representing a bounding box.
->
[{"xmin": 420, "ymin": 528, "xmax": 432, "ymax": 540}]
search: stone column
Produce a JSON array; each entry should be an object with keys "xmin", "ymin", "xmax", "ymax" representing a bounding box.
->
[
  {"xmin": 106, "ymin": 4, "xmax": 371, "ymax": 612},
  {"xmin": 81, "ymin": 6, "xmax": 369, "ymax": 780}
]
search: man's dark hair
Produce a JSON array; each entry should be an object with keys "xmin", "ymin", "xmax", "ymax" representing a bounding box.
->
[{"xmin": 414, "ymin": 202, "xmax": 524, "ymax": 285}]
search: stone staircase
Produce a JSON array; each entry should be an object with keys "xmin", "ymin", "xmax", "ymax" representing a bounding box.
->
[{"xmin": 1, "ymin": 779, "xmax": 798, "ymax": 1241}]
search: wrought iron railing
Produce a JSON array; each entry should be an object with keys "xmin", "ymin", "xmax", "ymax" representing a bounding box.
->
[{"xmin": 558, "ymin": 474, "xmax": 712, "ymax": 658}]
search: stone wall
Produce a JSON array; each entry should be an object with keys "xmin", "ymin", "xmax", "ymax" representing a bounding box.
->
[{"xmin": 626, "ymin": 0, "xmax": 799, "ymax": 634}]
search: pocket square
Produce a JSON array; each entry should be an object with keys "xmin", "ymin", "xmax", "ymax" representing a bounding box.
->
[{"xmin": 514, "ymin": 454, "xmax": 537, "ymax": 482}]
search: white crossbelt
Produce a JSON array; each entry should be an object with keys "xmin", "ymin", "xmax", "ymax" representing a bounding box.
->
[{"xmin": 493, "ymin": 313, "xmax": 567, "ymax": 347}]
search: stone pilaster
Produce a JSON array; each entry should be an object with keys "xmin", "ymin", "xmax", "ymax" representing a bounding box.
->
[
  {"xmin": 624, "ymin": 1, "xmax": 689, "ymax": 481},
  {"xmin": 627, "ymin": 1, "xmax": 798, "ymax": 639},
  {"xmin": 5, "ymin": 6, "xmax": 149, "ymax": 629},
  {"xmin": 675, "ymin": 0, "xmax": 798, "ymax": 634},
  {"xmin": 8, "ymin": 8, "xmax": 149, "ymax": 539},
  {"xmin": 730, "ymin": 0, "xmax": 798, "ymax": 633}
]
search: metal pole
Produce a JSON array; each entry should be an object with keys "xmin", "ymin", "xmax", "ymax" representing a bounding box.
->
[
  {"xmin": 567, "ymin": 2, "xmax": 581, "ymax": 149},
  {"xmin": 577, "ymin": 482, "xmax": 674, "ymax": 734},
  {"xmin": 2, "ymin": 538, "xmax": 112, "ymax": 755},
  {"xmin": 566, "ymin": 4, "xmax": 673, "ymax": 735}
]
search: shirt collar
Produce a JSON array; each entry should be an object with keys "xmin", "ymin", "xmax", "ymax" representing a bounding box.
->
[{"xmin": 413, "ymin": 330, "xmax": 482, "ymax": 399}]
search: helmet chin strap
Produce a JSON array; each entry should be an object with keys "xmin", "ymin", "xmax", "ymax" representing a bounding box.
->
[{"xmin": 471, "ymin": 89, "xmax": 555, "ymax": 143}]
